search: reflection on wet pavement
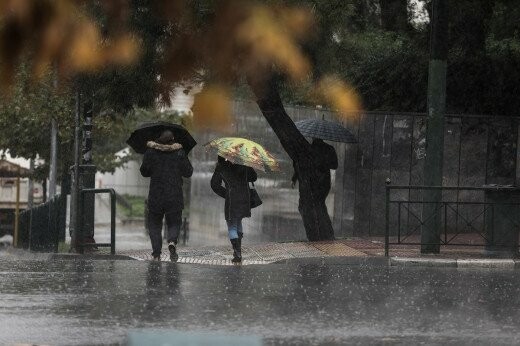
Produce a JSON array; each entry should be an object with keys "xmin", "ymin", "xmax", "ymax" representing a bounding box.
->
[{"xmin": 1, "ymin": 258, "xmax": 520, "ymax": 345}]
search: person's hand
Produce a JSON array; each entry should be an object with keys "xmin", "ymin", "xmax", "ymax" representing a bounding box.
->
[{"xmin": 291, "ymin": 181, "xmax": 295, "ymax": 189}]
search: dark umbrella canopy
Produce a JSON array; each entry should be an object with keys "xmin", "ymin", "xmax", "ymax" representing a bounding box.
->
[
  {"xmin": 126, "ymin": 121, "xmax": 197, "ymax": 154},
  {"xmin": 295, "ymin": 118, "xmax": 357, "ymax": 143}
]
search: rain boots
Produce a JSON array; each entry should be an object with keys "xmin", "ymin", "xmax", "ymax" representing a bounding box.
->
[{"xmin": 230, "ymin": 238, "xmax": 242, "ymax": 263}]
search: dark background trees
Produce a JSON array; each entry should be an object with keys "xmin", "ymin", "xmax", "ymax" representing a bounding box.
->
[
  {"xmin": 1, "ymin": 0, "xmax": 520, "ymax": 240},
  {"xmin": 288, "ymin": 0, "xmax": 520, "ymax": 116}
]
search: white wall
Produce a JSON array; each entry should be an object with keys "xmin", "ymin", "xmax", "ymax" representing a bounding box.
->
[{"xmin": 96, "ymin": 160, "xmax": 149, "ymax": 197}]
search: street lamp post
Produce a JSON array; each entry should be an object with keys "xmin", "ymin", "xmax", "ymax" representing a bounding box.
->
[
  {"xmin": 70, "ymin": 95, "xmax": 97, "ymax": 253},
  {"xmin": 78, "ymin": 100, "xmax": 97, "ymax": 253},
  {"xmin": 421, "ymin": 0, "xmax": 448, "ymax": 254},
  {"xmin": 70, "ymin": 92, "xmax": 81, "ymax": 252}
]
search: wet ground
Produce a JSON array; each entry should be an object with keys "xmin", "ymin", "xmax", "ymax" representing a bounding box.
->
[{"xmin": 1, "ymin": 256, "xmax": 520, "ymax": 345}]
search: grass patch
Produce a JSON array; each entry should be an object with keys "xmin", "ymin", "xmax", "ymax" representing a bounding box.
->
[
  {"xmin": 118, "ymin": 194, "xmax": 146, "ymax": 218},
  {"xmin": 57, "ymin": 241, "xmax": 69, "ymax": 253}
]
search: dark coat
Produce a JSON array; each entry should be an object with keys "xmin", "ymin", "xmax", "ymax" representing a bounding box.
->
[
  {"xmin": 292, "ymin": 139, "xmax": 338, "ymax": 200},
  {"xmin": 140, "ymin": 142, "xmax": 193, "ymax": 213},
  {"xmin": 211, "ymin": 160, "xmax": 257, "ymax": 221}
]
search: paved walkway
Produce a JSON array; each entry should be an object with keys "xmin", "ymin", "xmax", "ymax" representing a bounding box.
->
[
  {"xmin": 121, "ymin": 239, "xmax": 374, "ymax": 265},
  {"xmin": 120, "ymin": 237, "xmax": 519, "ymax": 266}
]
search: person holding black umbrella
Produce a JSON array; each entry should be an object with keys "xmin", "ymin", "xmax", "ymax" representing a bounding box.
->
[
  {"xmin": 291, "ymin": 138, "xmax": 338, "ymax": 200},
  {"xmin": 291, "ymin": 137, "xmax": 337, "ymax": 237},
  {"xmin": 139, "ymin": 129, "xmax": 193, "ymax": 261},
  {"xmin": 291, "ymin": 118, "xmax": 356, "ymax": 225}
]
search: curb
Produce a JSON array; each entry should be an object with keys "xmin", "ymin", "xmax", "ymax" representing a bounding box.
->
[
  {"xmin": 273, "ymin": 256, "xmax": 390, "ymax": 266},
  {"xmin": 390, "ymin": 257, "xmax": 457, "ymax": 268},
  {"xmin": 1, "ymin": 247, "xmax": 135, "ymax": 261},
  {"xmin": 390, "ymin": 257, "xmax": 518, "ymax": 269},
  {"xmin": 50, "ymin": 253, "xmax": 136, "ymax": 261},
  {"xmin": 457, "ymin": 258, "xmax": 516, "ymax": 269}
]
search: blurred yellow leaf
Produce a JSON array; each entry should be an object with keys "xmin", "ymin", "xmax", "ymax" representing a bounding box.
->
[
  {"xmin": 277, "ymin": 7, "xmax": 315, "ymax": 39},
  {"xmin": 315, "ymin": 75, "xmax": 363, "ymax": 118},
  {"xmin": 106, "ymin": 34, "xmax": 139, "ymax": 66},
  {"xmin": 236, "ymin": 5, "xmax": 311, "ymax": 81},
  {"xmin": 192, "ymin": 85, "xmax": 233, "ymax": 132},
  {"xmin": 0, "ymin": 0, "xmax": 139, "ymax": 88},
  {"xmin": 67, "ymin": 22, "xmax": 103, "ymax": 71}
]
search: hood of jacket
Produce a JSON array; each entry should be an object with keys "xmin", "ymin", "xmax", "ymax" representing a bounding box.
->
[{"xmin": 147, "ymin": 141, "xmax": 183, "ymax": 152}]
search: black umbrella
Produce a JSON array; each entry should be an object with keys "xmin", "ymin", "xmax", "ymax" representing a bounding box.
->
[
  {"xmin": 126, "ymin": 121, "xmax": 197, "ymax": 154},
  {"xmin": 295, "ymin": 118, "xmax": 357, "ymax": 143}
]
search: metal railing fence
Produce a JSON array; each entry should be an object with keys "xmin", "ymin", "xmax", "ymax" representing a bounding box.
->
[
  {"xmin": 18, "ymin": 194, "xmax": 66, "ymax": 252},
  {"xmin": 385, "ymin": 185, "xmax": 520, "ymax": 256},
  {"xmin": 79, "ymin": 188, "xmax": 116, "ymax": 254}
]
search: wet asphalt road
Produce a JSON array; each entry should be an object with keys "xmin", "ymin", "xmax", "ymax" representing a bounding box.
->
[{"xmin": 1, "ymin": 257, "xmax": 520, "ymax": 345}]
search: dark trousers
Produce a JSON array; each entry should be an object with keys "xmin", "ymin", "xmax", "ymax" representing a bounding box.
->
[{"xmin": 148, "ymin": 209, "xmax": 182, "ymax": 257}]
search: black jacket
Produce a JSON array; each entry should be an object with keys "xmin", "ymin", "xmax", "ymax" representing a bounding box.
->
[
  {"xmin": 211, "ymin": 160, "xmax": 257, "ymax": 221},
  {"xmin": 140, "ymin": 142, "xmax": 193, "ymax": 213},
  {"xmin": 292, "ymin": 139, "xmax": 338, "ymax": 200}
]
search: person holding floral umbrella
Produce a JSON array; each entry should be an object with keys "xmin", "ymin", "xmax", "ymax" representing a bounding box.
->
[{"xmin": 206, "ymin": 137, "xmax": 279, "ymax": 263}]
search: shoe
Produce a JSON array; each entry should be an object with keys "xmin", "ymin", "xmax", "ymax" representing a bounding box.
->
[
  {"xmin": 230, "ymin": 238, "xmax": 242, "ymax": 263},
  {"xmin": 168, "ymin": 242, "xmax": 178, "ymax": 262},
  {"xmin": 152, "ymin": 256, "xmax": 161, "ymax": 262}
]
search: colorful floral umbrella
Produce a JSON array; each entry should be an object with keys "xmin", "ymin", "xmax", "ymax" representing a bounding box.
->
[{"xmin": 205, "ymin": 137, "xmax": 280, "ymax": 172}]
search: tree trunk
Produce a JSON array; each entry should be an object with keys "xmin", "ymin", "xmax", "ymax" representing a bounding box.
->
[{"xmin": 248, "ymin": 75, "xmax": 334, "ymax": 241}]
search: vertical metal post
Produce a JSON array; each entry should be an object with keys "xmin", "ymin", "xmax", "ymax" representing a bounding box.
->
[
  {"xmin": 407, "ymin": 116, "xmax": 415, "ymax": 232},
  {"xmin": 49, "ymin": 66, "xmax": 59, "ymax": 198},
  {"xmin": 455, "ymin": 119, "xmax": 463, "ymax": 233},
  {"xmin": 385, "ymin": 183, "xmax": 390, "ymax": 257},
  {"xmin": 490, "ymin": 204, "xmax": 495, "ymax": 244},
  {"xmin": 79, "ymin": 100, "xmax": 96, "ymax": 249},
  {"xmin": 421, "ymin": 0, "xmax": 448, "ymax": 254},
  {"xmin": 27, "ymin": 159, "xmax": 34, "ymax": 209},
  {"xmin": 82, "ymin": 100, "xmax": 93, "ymax": 164},
  {"xmin": 71, "ymin": 91, "xmax": 81, "ymax": 252},
  {"xmin": 13, "ymin": 175, "xmax": 21, "ymax": 248},
  {"xmin": 110, "ymin": 190, "xmax": 116, "ymax": 255},
  {"xmin": 444, "ymin": 202, "xmax": 448, "ymax": 244},
  {"xmin": 516, "ymin": 121, "xmax": 520, "ymax": 186},
  {"xmin": 78, "ymin": 191, "xmax": 84, "ymax": 254},
  {"xmin": 397, "ymin": 201, "xmax": 401, "ymax": 243},
  {"xmin": 49, "ymin": 118, "xmax": 58, "ymax": 197}
]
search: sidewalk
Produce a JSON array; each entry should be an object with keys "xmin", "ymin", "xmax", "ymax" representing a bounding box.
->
[
  {"xmin": 120, "ymin": 238, "xmax": 520, "ymax": 268},
  {"xmin": 121, "ymin": 239, "xmax": 369, "ymax": 265}
]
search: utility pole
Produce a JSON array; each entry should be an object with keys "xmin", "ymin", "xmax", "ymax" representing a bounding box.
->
[
  {"xmin": 70, "ymin": 91, "xmax": 81, "ymax": 252},
  {"xmin": 421, "ymin": 0, "xmax": 448, "ymax": 254}
]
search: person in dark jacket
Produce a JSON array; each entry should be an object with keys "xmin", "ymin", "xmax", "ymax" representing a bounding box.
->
[
  {"xmin": 140, "ymin": 130, "xmax": 193, "ymax": 261},
  {"xmin": 211, "ymin": 156, "xmax": 257, "ymax": 263},
  {"xmin": 291, "ymin": 137, "xmax": 338, "ymax": 211}
]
